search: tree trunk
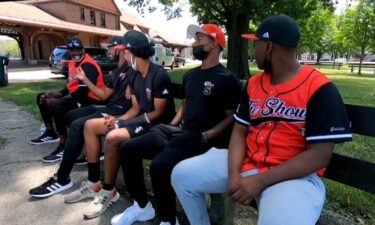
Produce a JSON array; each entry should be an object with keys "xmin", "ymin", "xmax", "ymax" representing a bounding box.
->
[
  {"xmin": 358, "ymin": 48, "xmax": 365, "ymax": 76},
  {"xmin": 226, "ymin": 11, "xmax": 250, "ymax": 79},
  {"xmin": 317, "ymin": 52, "xmax": 322, "ymax": 64}
]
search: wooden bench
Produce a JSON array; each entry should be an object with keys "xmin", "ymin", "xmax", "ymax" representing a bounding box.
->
[
  {"xmin": 300, "ymin": 61, "xmax": 343, "ymax": 70},
  {"xmin": 348, "ymin": 62, "xmax": 375, "ymax": 75},
  {"xmin": 170, "ymin": 83, "xmax": 375, "ymax": 225}
]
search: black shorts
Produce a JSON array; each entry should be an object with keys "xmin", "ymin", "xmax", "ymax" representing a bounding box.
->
[
  {"xmin": 125, "ymin": 123, "xmax": 153, "ymax": 138},
  {"xmin": 149, "ymin": 124, "xmax": 184, "ymax": 141}
]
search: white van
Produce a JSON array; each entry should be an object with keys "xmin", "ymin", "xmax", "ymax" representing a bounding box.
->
[{"xmin": 151, "ymin": 44, "xmax": 174, "ymax": 69}]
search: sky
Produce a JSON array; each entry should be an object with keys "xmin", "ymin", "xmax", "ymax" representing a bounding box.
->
[
  {"xmin": 114, "ymin": 0, "xmax": 353, "ymax": 43},
  {"xmin": 0, "ymin": 0, "xmax": 355, "ymax": 41}
]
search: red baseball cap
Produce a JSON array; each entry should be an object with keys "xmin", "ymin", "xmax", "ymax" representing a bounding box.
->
[{"xmin": 187, "ymin": 24, "xmax": 226, "ymax": 49}]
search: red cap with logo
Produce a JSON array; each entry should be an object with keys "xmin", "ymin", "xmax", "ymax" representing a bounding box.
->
[{"xmin": 187, "ymin": 24, "xmax": 226, "ymax": 49}]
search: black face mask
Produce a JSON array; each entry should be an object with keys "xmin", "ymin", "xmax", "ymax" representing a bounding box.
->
[
  {"xmin": 263, "ymin": 59, "xmax": 272, "ymax": 74},
  {"xmin": 193, "ymin": 45, "xmax": 210, "ymax": 61},
  {"xmin": 263, "ymin": 45, "xmax": 273, "ymax": 74}
]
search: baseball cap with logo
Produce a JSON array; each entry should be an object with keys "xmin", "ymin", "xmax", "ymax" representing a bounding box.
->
[
  {"xmin": 66, "ymin": 37, "xmax": 84, "ymax": 50},
  {"xmin": 115, "ymin": 30, "xmax": 151, "ymax": 51},
  {"xmin": 242, "ymin": 15, "xmax": 300, "ymax": 48},
  {"xmin": 107, "ymin": 36, "xmax": 123, "ymax": 48},
  {"xmin": 187, "ymin": 24, "xmax": 226, "ymax": 49}
]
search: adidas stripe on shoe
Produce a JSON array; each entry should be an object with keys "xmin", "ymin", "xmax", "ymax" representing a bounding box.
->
[
  {"xmin": 30, "ymin": 131, "xmax": 59, "ymax": 145},
  {"xmin": 29, "ymin": 176, "xmax": 73, "ymax": 198}
]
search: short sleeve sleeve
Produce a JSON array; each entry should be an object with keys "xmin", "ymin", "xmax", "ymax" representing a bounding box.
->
[
  {"xmin": 153, "ymin": 70, "xmax": 172, "ymax": 99},
  {"xmin": 305, "ymin": 82, "xmax": 352, "ymax": 143},
  {"xmin": 222, "ymin": 76, "xmax": 242, "ymax": 110},
  {"xmin": 234, "ymin": 81, "xmax": 251, "ymax": 127}
]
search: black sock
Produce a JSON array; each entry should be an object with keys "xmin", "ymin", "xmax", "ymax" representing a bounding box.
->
[
  {"xmin": 102, "ymin": 182, "xmax": 114, "ymax": 191},
  {"xmin": 56, "ymin": 175, "xmax": 70, "ymax": 185},
  {"xmin": 87, "ymin": 162, "xmax": 100, "ymax": 183}
]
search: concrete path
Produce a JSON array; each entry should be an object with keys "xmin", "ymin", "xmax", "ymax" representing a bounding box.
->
[{"xmin": 0, "ymin": 98, "xmax": 159, "ymax": 225}]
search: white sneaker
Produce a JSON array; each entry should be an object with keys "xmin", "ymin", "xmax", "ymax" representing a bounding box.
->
[
  {"xmin": 159, "ymin": 218, "xmax": 180, "ymax": 225},
  {"xmin": 111, "ymin": 201, "xmax": 155, "ymax": 225},
  {"xmin": 160, "ymin": 217, "xmax": 180, "ymax": 225},
  {"xmin": 84, "ymin": 189, "xmax": 120, "ymax": 219},
  {"xmin": 64, "ymin": 180, "xmax": 101, "ymax": 203}
]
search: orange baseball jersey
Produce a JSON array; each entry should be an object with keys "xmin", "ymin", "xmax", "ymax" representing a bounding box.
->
[{"xmin": 234, "ymin": 65, "xmax": 352, "ymax": 175}]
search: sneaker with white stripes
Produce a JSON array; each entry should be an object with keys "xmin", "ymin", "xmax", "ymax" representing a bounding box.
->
[
  {"xmin": 29, "ymin": 175, "xmax": 73, "ymax": 198},
  {"xmin": 64, "ymin": 180, "xmax": 101, "ymax": 203},
  {"xmin": 30, "ymin": 131, "xmax": 59, "ymax": 145},
  {"xmin": 42, "ymin": 144, "xmax": 64, "ymax": 163},
  {"xmin": 84, "ymin": 189, "xmax": 120, "ymax": 219}
]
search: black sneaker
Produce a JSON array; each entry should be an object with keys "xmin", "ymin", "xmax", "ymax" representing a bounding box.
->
[
  {"xmin": 42, "ymin": 144, "xmax": 64, "ymax": 163},
  {"xmin": 75, "ymin": 156, "xmax": 88, "ymax": 165},
  {"xmin": 75, "ymin": 152, "xmax": 104, "ymax": 166},
  {"xmin": 29, "ymin": 175, "xmax": 73, "ymax": 198},
  {"xmin": 30, "ymin": 131, "xmax": 59, "ymax": 145}
]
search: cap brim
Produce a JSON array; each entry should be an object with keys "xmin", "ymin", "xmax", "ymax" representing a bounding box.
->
[
  {"xmin": 187, "ymin": 24, "xmax": 207, "ymax": 39},
  {"xmin": 114, "ymin": 44, "xmax": 126, "ymax": 50},
  {"xmin": 241, "ymin": 34, "xmax": 259, "ymax": 40}
]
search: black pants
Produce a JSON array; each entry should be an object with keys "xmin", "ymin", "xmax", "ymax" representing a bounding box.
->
[
  {"xmin": 37, "ymin": 93, "xmax": 78, "ymax": 135},
  {"xmin": 56, "ymin": 105, "xmax": 126, "ymax": 182},
  {"xmin": 120, "ymin": 124, "xmax": 231, "ymax": 223}
]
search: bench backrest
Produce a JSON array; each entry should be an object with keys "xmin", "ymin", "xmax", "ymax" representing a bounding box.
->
[{"xmin": 324, "ymin": 104, "xmax": 375, "ymax": 194}]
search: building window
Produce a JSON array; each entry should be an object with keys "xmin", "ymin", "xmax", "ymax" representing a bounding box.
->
[
  {"xmin": 115, "ymin": 17, "xmax": 120, "ymax": 30},
  {"xmin": 90, "ymin": 10, "xmax": 96, "ymax": 25},
  {"xmin": 100, "ymin": 13, "xmax": 106, "ymax": 27},
  {"xmin": 80, "ymin": 7, "xmax": 85, "ymax": 21}
]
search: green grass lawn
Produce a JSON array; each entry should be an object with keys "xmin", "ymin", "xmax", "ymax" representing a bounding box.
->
[{"xmin": 0, "ymin": 65, "xmax": 374, "ymax": 223}]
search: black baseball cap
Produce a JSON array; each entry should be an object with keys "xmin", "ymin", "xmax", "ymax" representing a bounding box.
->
[
  {"xmin": 66, "ymin": 37, "xmax": 84, "ymax": 50},
  {"xmin": 242, "ymin": 15, "xmax": 300, "ymax": 48},
  {"xmin": 107, "ymin": 36, "xmax": 123, "ymax": 48},
  {"xmin": 122, "ymin": 30, "xmax": 150, "ymax": 50}
]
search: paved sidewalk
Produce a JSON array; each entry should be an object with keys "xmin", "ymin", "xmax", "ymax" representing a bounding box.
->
[{"xmin": 0, "ymin": 98, "xmax": 160, "ymax": 225}]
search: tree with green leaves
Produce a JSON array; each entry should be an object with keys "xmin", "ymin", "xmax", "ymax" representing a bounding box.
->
[
  {"xmin": 125, "ymin": 0, "xmax": 332, "ymax": 78},
  {"xmin": 340, "ymin": 0, "xmax": 375, "ymax": 75},
  {"xmin": 299, "ymin": 8, "xmax": 334, "ymax": 63}
]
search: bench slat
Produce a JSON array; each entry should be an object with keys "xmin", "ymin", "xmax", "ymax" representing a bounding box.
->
[
  {"xmin": 345, "ymin": 104, "xmax": 375, "ymax": 137},
  {"xmin": 325, "ymin": 153, "xmax": 375, "ymax": 194}
]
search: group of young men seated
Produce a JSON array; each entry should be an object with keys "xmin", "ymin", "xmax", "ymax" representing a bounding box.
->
[{"xmin": 29, "ymin": 15, "xmax": 352, "ymax": 225}]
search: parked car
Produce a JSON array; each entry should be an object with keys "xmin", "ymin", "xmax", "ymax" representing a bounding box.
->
[
  {"xmin": 151, "ymin": 44, "xmax": 174, "ymax": 69},
  {"xmin": 173, "ymin": 53, "xmax": 185, "ymax": 67},
  {"xmin": 49, "ymin": 46, "xmax": 117, "ymax": 76},
  {"xmin": 335, "ymin": 58, "xmax": 347, "ymax": 64}
]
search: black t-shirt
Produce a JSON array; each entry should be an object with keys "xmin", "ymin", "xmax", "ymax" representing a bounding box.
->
[
  {"xmin": 130, "ymin": 63, "xmax": 175, "ymax": 124},
  {"xmin": 182, "ymin": 64, "xmax": 242, "ymax": 131},
  {"xmin": 105, "ymin": 62, "xmax": 134, "ymax": 110}
]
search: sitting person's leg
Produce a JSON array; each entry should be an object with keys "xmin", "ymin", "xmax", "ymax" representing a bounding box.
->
[
  {"xmin": 48, "ymin": 96, "xmax": 79, "ymax": 145},
  {"xmin": 83, "ymin": 124, "xmax": 130, "ymax": 219},
  {"xmin": 30, "ymin": 93, "xmax": 59, "ymax": 144},
  {"xmin": 257, "ymin": 174, "xmax": 325, "ymax": 225},
  {"xmin": 64, "ymin": 105, "xmax": 99, "ymax": 128},
  {"xmin": 63, "ymin": 115, "xmax": 114, "ymax": 203},
  {"xmin": 171, "ymin": 148, "xmax": 229, "ymax": 225},
  {"xmin": 42, "ymin": 97, "xmax": 79, "ymax": 163},
  {"xmin": 111, "ymin": 130, "xmax": 170, "ymax": 225},
  {"xmin": 150, "ymin": 130, "xmax": 207, "ymax": 225}
]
